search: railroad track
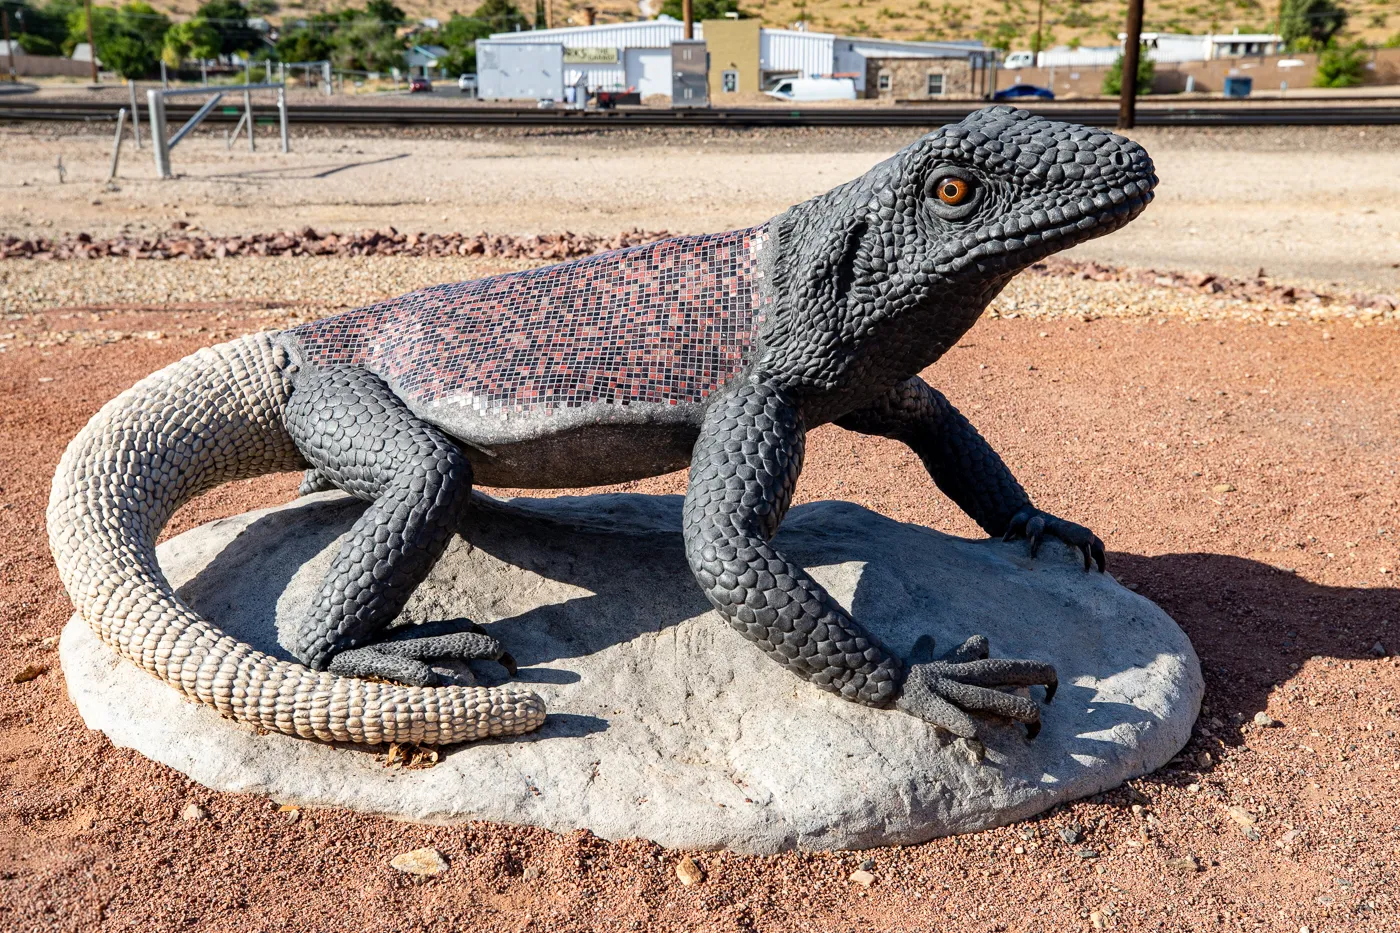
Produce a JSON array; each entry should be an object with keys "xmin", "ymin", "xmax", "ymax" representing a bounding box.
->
[{"xmin": 2, "ymin": 99, "xmax": 1398, "ymax": 127}]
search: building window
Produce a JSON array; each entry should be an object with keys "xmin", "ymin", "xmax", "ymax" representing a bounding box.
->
[
  {"xmin": 722, "ymin": 70, "xmax": 738, "ymax": 93},
  {"xmin": 877, "ymin": 72, "xmax": 891, "ymax": 92},
  {"xmin": 927, "ymin": 72, "xmax": 944, "ymax": 96}
]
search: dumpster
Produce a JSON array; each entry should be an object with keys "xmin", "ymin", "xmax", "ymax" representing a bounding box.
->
[{"xmin": 1223, "ymin": 76, "xmax": 1253, "ymax": 98}]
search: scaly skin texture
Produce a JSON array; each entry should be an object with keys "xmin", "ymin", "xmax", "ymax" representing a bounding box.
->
[{"xmin": 49, "ymin": 106, "xmax": 1156, "ymax": 745}]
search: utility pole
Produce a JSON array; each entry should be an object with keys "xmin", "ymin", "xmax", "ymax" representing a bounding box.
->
[
  {"xmin": 84, "ymin": 0, "xmax": 97, "ymax": 84},
  {"xmin": 1118, "ymin": 0, "xmax": 1145, "ymax": 129},
  {"xmin": 683, "ymin": 0, "xmax": 692, "ymax": 40},
  {"xmin": 1033, "ymin": 0, "xmax": 1044, "ymax": 62},
  {"xmin": 3, "ymin": 9, "xmax": 16, "ymax": 83}
]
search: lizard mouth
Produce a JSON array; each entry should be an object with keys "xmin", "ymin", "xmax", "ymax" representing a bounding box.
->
[{"xmin": 938, "ymin": 181, "xmax": 1157, "ymax": 277}]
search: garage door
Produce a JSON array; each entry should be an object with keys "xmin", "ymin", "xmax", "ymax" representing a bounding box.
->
[{"xmin": 624, "ymin": 48, "xmax": 672, "ymax": 98}]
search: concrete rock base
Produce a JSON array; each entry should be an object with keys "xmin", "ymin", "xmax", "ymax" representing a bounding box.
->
[{"xmin": 62, "ymin": 492, "xmax": 1202, "ymax": 853}]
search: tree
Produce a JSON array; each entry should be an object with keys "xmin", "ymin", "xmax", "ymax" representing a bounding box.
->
[
  {"xmin": 419, "ymin": 12, "xmax": 495, "ymax": 74},
  {"xmin": 68, "ymin": 2, "xmax": 170, "ymax": 77},
  {"xmin": 194, "ymin": 0, "xmax": 260, "ymax": 54},
  {"xmin": 274, "ymin": 16, "xmax": 333, "ymax": 62},
  {"xmin": 364, "ymin": 0, "xmax": 404, "ymax": 25},
  {"xmin": 1313, "ymin": 42, "xmax": 1366, "ymax": 86},
  {"xmin": 1102, "ymin": 44, "xmax": 1154, "ymax": 95},
  {"xmin": 330, "ymin": 15, "xmax": 402, "ymax": 72},
  {"xmin": 3, "ymin": 0, "xmax": 77, "ymax": 53},
  {"xmin": 470, "ymin": 0, "xmax": 528, "ymax": 34},
  {"xmin": 162, "ymin": 16, "xmax": 220, "ymax": 67},
  {"xmin": 1279, "ymin": 0, "xmax": 1347, "ymax": 50},
  {"xmin": 657, "ymin": 0, "xmax": 748, "ymax": 20}
]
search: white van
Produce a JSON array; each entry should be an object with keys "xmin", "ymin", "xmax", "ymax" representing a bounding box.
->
[
  {"xmin": 764, "ymin": 77, "xmax": 857, "ymax": 102},
  {"xmin": 1002, "ymin": 50, "xmax": 1036, "ymax": 69}
]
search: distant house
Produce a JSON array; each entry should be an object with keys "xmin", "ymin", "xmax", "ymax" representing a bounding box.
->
[
  {"xmin": 405, "ymin": 44, "xmax": 449, "ymax": 76},
  {"xmin": 70, "ymin": 42, "xmax": 101, "ymax": 66}
]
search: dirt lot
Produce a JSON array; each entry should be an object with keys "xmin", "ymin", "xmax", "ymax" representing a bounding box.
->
[
  {"xmin": 1, "ymin": 123, "xmax": 1399, "ymax": 931},
  {"xmin": 2, "ymin": 122, "xmax": 1398, "ymax": 292}
]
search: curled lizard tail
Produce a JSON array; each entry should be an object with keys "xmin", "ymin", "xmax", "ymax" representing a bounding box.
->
[{"xmin": 47, "ymin": 332, "xmax": 546, "ymax": 745}]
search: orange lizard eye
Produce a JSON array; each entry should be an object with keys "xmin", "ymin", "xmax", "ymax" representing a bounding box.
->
[{"xmin": 934, "ymin": 177, "xmax": 971, "ymax": 206}]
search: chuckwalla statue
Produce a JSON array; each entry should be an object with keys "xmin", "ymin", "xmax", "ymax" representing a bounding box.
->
[{"xmin": 49, "ymin": 106, "xmax": 1157, "ymax": 748}]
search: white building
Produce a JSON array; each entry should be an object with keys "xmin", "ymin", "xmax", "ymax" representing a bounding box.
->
[
  {"xmin": 477, "ymin": 19, "xmax": 988, "ymax": 101},
  {"xmin": 1009, "ymin": 30, "xmax": 1283, "ymax": 69}
]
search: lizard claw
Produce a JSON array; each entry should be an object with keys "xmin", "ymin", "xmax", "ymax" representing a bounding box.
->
[
  {"xmin": 1004, "ymin": 507, "xmax": 1106, "ymax": 572},
  {"xmin": 895, "ymin": 635, "xmax": 1057, "ymax": 740}
]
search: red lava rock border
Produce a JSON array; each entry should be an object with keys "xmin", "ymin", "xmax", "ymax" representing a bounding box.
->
[
  {"xmin": 0, "ymin": 225, "xmax": 673, "ymax": 263},
  {"xmin": 2, "ymin": 226, "xmax": 1396, "ymax": 314}
]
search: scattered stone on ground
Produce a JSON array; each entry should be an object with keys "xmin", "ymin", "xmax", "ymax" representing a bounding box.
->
[
  {"xmin": 849, "ymin": 869, "xmax": 875, "ymax": 887},
  {"xmin": 12, "ymin": 662, "xmax": 47, "ymax": 683},
  {"xmin": 1253, "ymin": 712, "xmax": 1277, "ymax": 727},
  {"xmin": 389, "ymin": 847, "xmax": 449, "ymax": 876},
  {"xmin": 675, "ymin": 857, "xmax": 704, "ymax": 887},
  {"xmin": 179, "ymin": 802, "xmax": 206, "ymax": 821},
  {"xmin": 1167, "ymin": 855, "xmax": 1201, "ymax": 873}
]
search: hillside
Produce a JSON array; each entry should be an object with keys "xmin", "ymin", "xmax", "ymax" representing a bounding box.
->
[{"xmin": 153, "ymin": 0, "xmax": 1399, "ymax": 50}]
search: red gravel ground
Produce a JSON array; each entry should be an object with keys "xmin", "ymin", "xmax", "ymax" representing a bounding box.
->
[{"xmin": 1, "ymin": 302, "xmax": 1397, "ymax": 932}]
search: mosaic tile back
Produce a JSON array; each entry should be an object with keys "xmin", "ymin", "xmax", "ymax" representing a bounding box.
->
[{"xmin": 289, "ymin": 226, "xmax": 768, "ymax": 415}]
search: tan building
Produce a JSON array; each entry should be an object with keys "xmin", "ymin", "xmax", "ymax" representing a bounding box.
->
[
  {"xmin": 703, "ymin": 17, "xmax": 761, "ymax": 100},
  {"xmin": 865, "ymin": 56, "xmax": 976, "ymax": 101}
]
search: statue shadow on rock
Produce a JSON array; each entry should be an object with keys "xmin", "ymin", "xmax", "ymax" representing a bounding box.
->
[{"xmin": 175, "ymin": 491, "xmax": 1196, "ymax": 771}]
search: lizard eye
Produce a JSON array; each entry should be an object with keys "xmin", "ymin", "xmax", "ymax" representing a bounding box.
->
[{"xmin": 934, "ymin": 177, "xmax": 971, "ymax": 206}]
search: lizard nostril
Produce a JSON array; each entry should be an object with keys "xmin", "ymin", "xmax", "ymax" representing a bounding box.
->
[{"xmin": 1108, "ymin": 150, "xmax": 1132, "ymax": 169}]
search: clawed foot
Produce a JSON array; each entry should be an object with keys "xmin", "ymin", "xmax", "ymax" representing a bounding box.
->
[
  {"xmin": 1003, "ymin": 507, "xmax": 1106, "ymax": 572},
  {"xmin": 328, "ymin": 619, "xmax": 517, "ymax": 687},
  {"xmin": 895, "ymin": 634, "xmax": 1058, "ymax": 740}
]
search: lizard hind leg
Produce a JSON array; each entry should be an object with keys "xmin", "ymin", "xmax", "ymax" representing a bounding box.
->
[{"xmin": 282, "ymin": 364, "xmax": 508, "ymax": 684}]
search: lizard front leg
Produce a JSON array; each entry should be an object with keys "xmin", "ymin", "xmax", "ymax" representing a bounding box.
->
[
  {"xmin": 283, "ymin": 364, "xmax": 516, "ymax": 685},
  {"xmin": 683, "ymin": 383, "xmax": 1053, "ymax": 737},
  {"xmin": 837, "ymin": 376, "xmax": 1105, "ymax": 572}
]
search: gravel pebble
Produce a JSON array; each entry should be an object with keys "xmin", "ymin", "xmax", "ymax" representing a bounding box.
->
[{"xmin": 389, "ymin": 847, "xmax": 449, "ymax": 876}]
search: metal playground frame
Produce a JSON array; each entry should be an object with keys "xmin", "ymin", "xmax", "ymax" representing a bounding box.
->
[{"xmin": 145, "ymin": 82, "xmax": 290, "ymax": 179}]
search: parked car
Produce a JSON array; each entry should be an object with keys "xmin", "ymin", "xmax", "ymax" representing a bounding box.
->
[
  {"xmin": 1002, "ymin": 51, "xmax": 1037, "ymax": 69},
  {"xmin": 763, "ymin": 77, "xmax": 856, "ymax": 102},
  {"xmin": 408, "ymin": 76, "xmax": 432, "ymax": 93},
  {"xmin": 457, "ymin": 74, "xmax": 477, "ymax": 96},
  {"xmin": 994, "ymin": 83, "xmax": 1054, "ymax": 101}
]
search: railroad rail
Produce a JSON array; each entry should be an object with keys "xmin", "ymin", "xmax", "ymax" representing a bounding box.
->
[{"xmin": 2, "ymin": 99, "xmax": 1398, "ymax": 127}]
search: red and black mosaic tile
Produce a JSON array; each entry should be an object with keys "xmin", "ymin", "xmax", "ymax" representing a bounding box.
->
[{"xmin": 289, "ymin": 226, "xmax": 769, "ymax": 414}]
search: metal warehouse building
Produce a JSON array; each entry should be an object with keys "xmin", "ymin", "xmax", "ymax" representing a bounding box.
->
[{"xmin": 477, "ymin": 19, "xmax": 992, "ymax": 102}]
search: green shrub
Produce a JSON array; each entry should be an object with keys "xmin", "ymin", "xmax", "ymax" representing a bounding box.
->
[
  {"xmin": 16, "ymin": 32, "xmax": 61, "ymax": 55},
  {"xmin": 1102, "ymin": 45, "xmax": 1154, "ymax": 95},
  {"xmin": 1313, "ymin": 42, "xmax": 1367, "ymax": 87}
]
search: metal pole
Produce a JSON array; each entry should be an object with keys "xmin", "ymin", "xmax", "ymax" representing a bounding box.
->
[
  {"xmin": 108, "ymin": 107, "xmax": 127, "ymax": 180},
  {"xmin": 1118, "ymin": 0, "xmax": 1145, "ymax": 129},
  {"xmin": 277, "ymin": 85, "xmax": 289, "ymax": 153},
  {"xmin": 147, "ymin": 88, "xmax": 171, "ymax": 178},
  {"xmin": 160, "ymin": 59, "xmax": 167, "ymax": 89},
  {"xmin": 83, "ymin": 0, "xmax": 97, "ymax": 84},
  {"xmin": 127, "ymin": 78, "xmax": 141, "ymax": 148},
  {"xmin": 683, "ymin": 0, "xmax": 692, "ymax": 40},
  {"xmin": 243, "ymin": 87, "xmax": 254, "ymax": 151},
  {"xmin": 322, "ymin": 60, "xmax": 330, "ymax": 96}
]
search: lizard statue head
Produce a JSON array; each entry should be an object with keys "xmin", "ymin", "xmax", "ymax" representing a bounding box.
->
[{"xmin": 762, "ymin": 105, "xmax": 1158, "ymax": 387}]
